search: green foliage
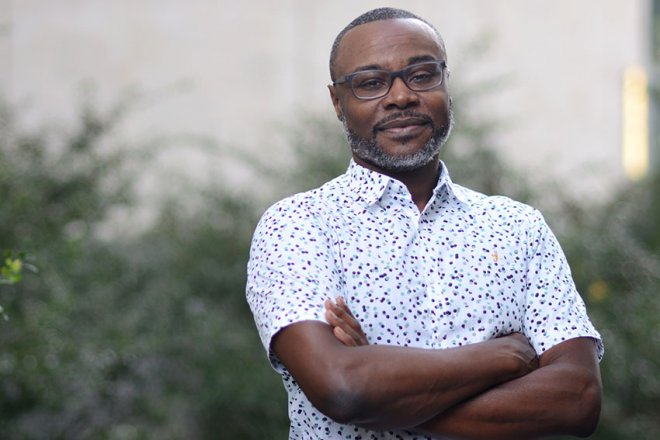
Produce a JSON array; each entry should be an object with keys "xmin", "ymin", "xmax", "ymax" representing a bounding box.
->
[
  {"xmin": 0, "ymin": 95, "xmax": 289, "ymax": 438},
  {"xmin": 1, "ymin": 255, "xmax": 24, "ymax": 286},
  {"xmin": 0, "ymin": 251, "xmax": 35, "ymax": 321},
  {"xmin": 1, "ymin": 96, "xmax": 137, "ymax": 437}
]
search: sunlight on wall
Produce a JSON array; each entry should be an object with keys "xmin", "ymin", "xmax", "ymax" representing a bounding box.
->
[{"xmin": 622, "ymin": 65, "xmax": 650, "ymax": 180}]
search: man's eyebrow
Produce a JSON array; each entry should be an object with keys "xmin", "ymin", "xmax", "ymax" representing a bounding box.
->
[
  {"xmin": 351, "ymin": 64, "xmax": 383, "ymax": 73},
  {"xmin": 350, "ymin": 55, "xmax": 443, "ymax": 74},
  {"xmin": 408, "ymin": 54, "xmax": 441, "ymax": 65}
]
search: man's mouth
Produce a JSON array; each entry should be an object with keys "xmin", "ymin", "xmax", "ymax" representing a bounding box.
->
[
  {"xmin": 377, "ymin": 117, "xmax": 428, "ymax": 130},
  {"xmin": 374, "ymin": 112, "xmax": 433, "ymax": 134},
  {"xmin": 375, "ymin": 116, "xmax": 431, "ymax": 138}
]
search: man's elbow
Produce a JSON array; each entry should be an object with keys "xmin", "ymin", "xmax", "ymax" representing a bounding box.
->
[
  {"xmin": 313, "ymin": 378, "xmax": 399, "ymax": 430},
  {"xmin": 319, "ymin": 388, "xmax": 366, "ymax": 425},
  {"xmin": 311, "ymin": 377, "xmax": 368, "ymax": 425},
  {"xmin": 570, "ymin": 375, "xmax": 602, "ymax": 437}
]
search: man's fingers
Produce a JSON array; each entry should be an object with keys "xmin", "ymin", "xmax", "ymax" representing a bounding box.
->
[
  {"xmin": 324, "ymin": 307, "xmax": 342, "ymax": 328},
  {"xmin": 336, "ymin": 296, "xmax": 353, "ymax": 315},
  {"xmin": 326, "ymin": 308, "xmax": 360, "ymax": 341},
  {"xmin": 325, "ymin": 298, "xmax": 369, "ymax": 346},
  {"xmin": 325, "ymin": 304, "xmax": 355, "ymax": 345},
  {"xmin": 331, "ymin": 297, "xmax": 362, "ymax": 331},
  {"xmin": 333, "ymin": 326, "xmax": 357, "ymax": 347}
]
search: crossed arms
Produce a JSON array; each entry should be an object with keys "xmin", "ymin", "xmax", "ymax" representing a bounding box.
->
[{"xmin": 272, "ymin": 297, "xmax": 602, "ymax": 439}]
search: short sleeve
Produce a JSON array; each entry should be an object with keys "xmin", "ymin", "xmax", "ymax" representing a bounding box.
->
[
  {"xmin": 246, "ymin": 197, "xmax": 343, "ymax": 372},
  {"xmin": 522, "ymin": 210, "xmax": 604, "ymax": 359}
]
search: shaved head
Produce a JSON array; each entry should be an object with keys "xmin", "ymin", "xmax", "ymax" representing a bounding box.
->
[{"xmin": 329, "ymin": 7, "xmax": 445, "ymax": 81}]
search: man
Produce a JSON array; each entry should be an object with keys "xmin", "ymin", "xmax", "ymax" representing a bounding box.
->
[{"xmin": 247, "ymin": 7, "xmax": 603, "ymax": 439}]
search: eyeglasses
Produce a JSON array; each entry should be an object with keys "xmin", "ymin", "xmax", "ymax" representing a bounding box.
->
[{"xmin": 333, "ymin": 60, "xmax": 447, "ymax": 100}]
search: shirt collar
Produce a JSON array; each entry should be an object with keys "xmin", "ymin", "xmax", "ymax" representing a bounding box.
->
[
  {"xmin": 344, "ymin": 159, "xmax": 470, "ymax": 208},
  {"xmin": 435, "ymin": 161, "xmax": 471, "ymax": 207},
  {"xmin": 345, "ymin": 160, "xmax": 390, "ymax": 206}
]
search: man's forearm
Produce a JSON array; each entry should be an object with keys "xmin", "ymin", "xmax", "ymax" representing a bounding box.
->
[
  {"xmin": 413, "ymin": 338, "xmax": 602, "ymax": 439},
  {"xmin": 273, "ymin": 321, "xmax": 537, "ymax": 430}
]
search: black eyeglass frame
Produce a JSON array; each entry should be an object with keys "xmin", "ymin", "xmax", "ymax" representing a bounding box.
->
[{"xmin": 332, "ymin": 60, "xmax": 448, "ymax": 100}]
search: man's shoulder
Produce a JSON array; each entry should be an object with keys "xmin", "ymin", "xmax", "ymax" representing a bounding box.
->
[
  {"xmin": 257, "ymin": 175, "xmax": 348, "ymax": 226},
  {"xmin": 452, "ymin": 183, "xmax": 541, "ymax": 223}
]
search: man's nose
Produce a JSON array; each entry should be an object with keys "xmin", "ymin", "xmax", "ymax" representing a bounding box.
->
[{"xmin": 383, "ymin": 77, "xmax": 419, "ymax": 109}]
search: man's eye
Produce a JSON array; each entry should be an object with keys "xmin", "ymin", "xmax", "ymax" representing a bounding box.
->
[
  {"xmin": 355, "ymin": 77, "xmax": 387, "ymax": 90},
  {"xmin": 408, "ymin": 71, "xmax": 435, "ymax": 84}
]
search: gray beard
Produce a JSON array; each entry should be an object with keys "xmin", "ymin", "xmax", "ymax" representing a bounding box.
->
[{"xmin": 342, "ymin": 109, "xmax": 453, "ymax": 173}]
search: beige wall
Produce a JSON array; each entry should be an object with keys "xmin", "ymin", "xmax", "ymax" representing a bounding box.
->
[{"xmin": 0, "ymin": 0, "xmax": 650, "ymax": 196}]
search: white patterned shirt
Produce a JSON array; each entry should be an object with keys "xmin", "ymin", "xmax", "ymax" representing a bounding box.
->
[{"xmin": 246, "ymin": 160, "xmax": 603, "ymax": 439}]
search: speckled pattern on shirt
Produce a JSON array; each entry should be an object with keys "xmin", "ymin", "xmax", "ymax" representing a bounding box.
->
[{"xmin": 246, "ymin": 160, "xmax": 603, "ymax": 439}]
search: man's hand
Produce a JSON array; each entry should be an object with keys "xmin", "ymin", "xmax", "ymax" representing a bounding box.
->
[{"xmin": 324, "ymin": 296, "xmax": 369, "ymax": 346}]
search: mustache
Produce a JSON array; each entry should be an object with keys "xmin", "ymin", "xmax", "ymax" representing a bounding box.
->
[{"xmin": 373, "ymin": 111, "xmax": 434, "ymax": 132}]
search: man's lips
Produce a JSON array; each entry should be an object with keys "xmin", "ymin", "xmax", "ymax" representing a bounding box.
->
[{"xmin": 376, "ymin": 117, "xmax": 429, "ymax": 131}]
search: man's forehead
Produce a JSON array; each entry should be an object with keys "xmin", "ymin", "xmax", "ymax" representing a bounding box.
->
[{"xmin": 335, "ymin": 18, "xmax": 445, "ymax": 71}]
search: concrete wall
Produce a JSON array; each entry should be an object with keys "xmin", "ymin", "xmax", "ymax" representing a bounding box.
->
[{"xmin": 0, "ymin": 0, "xmax": 650, "ymax": 197}]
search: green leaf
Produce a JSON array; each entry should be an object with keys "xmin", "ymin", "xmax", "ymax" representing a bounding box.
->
[{"xmin": 1, "ymin": 256, "xmax": 23, "ymax": 284}]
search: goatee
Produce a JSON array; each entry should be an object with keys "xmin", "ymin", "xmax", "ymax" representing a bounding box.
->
[{"xmin": 342, "ymin": 109, "xmax": 454, "ymax": 173}]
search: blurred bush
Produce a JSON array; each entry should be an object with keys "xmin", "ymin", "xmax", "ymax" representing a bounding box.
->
[
  {"xmin": 1, "ymin": 85, "xmax": 659, "ymax": 440},
  {"xmin": 557, "ymin": 172, "xmax": 660, "ymax": 440},
  {"xmin": 0, "ymin": 97, "xmax": 289, "ymax": 439}
]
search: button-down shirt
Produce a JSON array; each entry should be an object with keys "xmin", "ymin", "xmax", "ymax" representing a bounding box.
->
[{"xmin": 246, "ymin": 160, "xmax": 603, "ymax": 439}]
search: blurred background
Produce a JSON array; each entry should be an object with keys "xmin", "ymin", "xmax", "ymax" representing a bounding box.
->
[{"xmin": 1, "ymin": 0, "xmax": 659, "ymax": 438}]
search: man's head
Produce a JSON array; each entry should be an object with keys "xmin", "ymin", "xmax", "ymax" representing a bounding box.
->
[{"xmin": 328, "ymin": 8, "xmax": 453, "ymax": 174}]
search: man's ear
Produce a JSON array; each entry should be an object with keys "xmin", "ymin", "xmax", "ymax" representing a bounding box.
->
[{"xmin": 328, "ymin": 85, "xmax": 344, "ymax": 121}]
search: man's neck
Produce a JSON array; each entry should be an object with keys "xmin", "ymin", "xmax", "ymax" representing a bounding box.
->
[{"xmin": 353, "ymin": 156, "xmax": 441, "ymax": 212}]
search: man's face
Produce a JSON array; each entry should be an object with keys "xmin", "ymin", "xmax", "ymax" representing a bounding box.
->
[{"xmin": 329, "ymin": 18, "xmax": 452, "ymax": 173}]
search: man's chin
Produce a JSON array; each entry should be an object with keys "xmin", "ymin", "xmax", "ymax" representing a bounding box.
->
[
  {"xmin": 375, "ymin": 142, "xmax": 427, "ymax": 158},
  {"xmin": 354, "ymin": 149, "xmax": 438, "ymax": 173},
  {"xmin": 344, "ymin": 122, "xmax": 447, "ymax": 173}
]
